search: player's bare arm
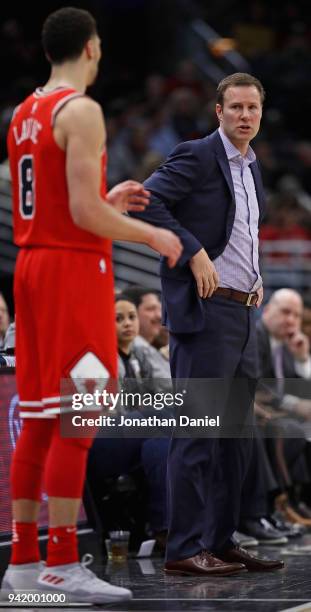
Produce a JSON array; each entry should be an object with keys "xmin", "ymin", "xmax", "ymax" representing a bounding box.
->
[{"xmin": 55, "ymin": 97, "xmax": 182, "ymax": 267}]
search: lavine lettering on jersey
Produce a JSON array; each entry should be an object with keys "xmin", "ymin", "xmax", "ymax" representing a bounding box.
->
[{"xmin": 13, "ymin": 118, "xmax": 42, "ymax": 145}]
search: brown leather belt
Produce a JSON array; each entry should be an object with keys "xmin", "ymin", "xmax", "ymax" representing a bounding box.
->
[{"xmin": 214, "ymin": 287, "xmax": 258, "ymax": 306}]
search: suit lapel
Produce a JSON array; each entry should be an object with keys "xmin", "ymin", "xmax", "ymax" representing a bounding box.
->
[
  {"xmin": 216, "ymin": 155, "xmax": 236, "ymax": 203},
  {"xmin": 250, "ymin": 162, "xmax": 265, "ymax": 219},
  {"xmin": 211, "ymin": 132, "xmax": 236, "ymax": 203}
]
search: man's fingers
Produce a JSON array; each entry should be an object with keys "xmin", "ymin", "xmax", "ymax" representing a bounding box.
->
[
  {"xmin": 213, "ymin": 270, "xmax": 219, "ymax": 289},
  {"xmin": 127, "ymin": 204, "xmax": 148, "ymax": 212},
  {"xmin": 166, "ymin": 235, "xmax": 183, "ymax": 268},
  {"xmin": 123, "ymin": 182, "xmax": 150, "ymax": 197},
  {"xmin": 197, "ymin": 277, "xmax": 204, "ymax": 298},
  {"xmin": 167, "ymin": 253, "xmax": 179, "ymax": 268},
  {"xmin": 207, "ymin": 278, "xmax": 215, "ymax": 298},
  {"xmin": 201, "ymin": 274, "xmax": 213, "ymax": 299},
  {"xmin": 197, "ymin": 274, "xmax": 214, "ymax": 298},
  {"xmin": 206, "ymin": 268, "xmax": 219, "ymax": 297},
  {"xmin": 128, "ymin": 195, "xmax": 150, "ymax": 205}
]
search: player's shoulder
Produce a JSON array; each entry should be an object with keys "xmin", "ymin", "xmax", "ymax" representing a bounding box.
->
[
  {"xmin": 58, "ymin": 95, "xmax": 103, "ymax": 128},
  {"xmin": 63, "ymin": 95, "xmax": 102, "ymax": 118},
  {"xmin": 56, "ymin": 95, "xmax": 104, "ymax": 135}
]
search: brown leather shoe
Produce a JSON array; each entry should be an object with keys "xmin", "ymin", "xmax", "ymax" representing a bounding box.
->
[
  {"xmin": 297, "ymin": 501, "xmax": 311, "ymax": 520},
  {"xmin": 164, "ymin": 550, "xmax": 246, "ymax": 576},
  {"xmin": 284, "ymin": 504, "xmax": 311, "ymax": 526},
  {"xmin": 275, "ymin": 493, "xmax": 311, "ymax": 526},
  {"xmin": 220, "ymin": 546, "xmax": 284, "ymax": 572}
]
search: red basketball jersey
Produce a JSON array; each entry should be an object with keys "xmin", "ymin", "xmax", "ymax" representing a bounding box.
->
[{"xmin": 7, "ymin": 87, "xmax": 111, "ymax": 256}]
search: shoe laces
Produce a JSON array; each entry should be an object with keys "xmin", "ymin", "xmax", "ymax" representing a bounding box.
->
[
  {"xmin": 198, "ymin": 550, "xmax": 216, "ymax": 563},
  {"xmin": 78, "ymin": 554, "xmax": 98, "ymax": 581},
  {"xmin": 59, "ymin": 554, "xmax": 96, "ymax": 583},
  {"xmin": 79, "ymin": 554, "xmax": 113, "ymax": 589}
]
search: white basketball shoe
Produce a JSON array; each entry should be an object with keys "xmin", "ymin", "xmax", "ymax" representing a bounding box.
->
[
  {"xmin": 37, "ymin": 555, "xmax": 132, "ymax": 604},
  {"xmin": 1, "ymin": 561, "xmax": 43, "ymax": 596}
]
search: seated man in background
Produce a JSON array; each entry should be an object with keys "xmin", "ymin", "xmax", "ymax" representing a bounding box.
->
[
  {"xmin": 256, "ymin": 288, "xmax": 311, "ymax": 525},
  {"xmin": 258, "ymin": 288, "xmax": 311, "ymax": 418}
]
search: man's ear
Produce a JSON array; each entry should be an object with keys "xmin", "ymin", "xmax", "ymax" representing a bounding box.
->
[
  {"xmin": 216, "ymin": 103, "xmax": 223, "ymax": 122},
  {"xmin": 85, "ymin": 39, "xmax": 94, "ymax": 59}
]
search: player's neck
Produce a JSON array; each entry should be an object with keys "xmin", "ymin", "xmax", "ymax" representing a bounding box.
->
[{"xmin": 45, "ymin": 64, "xmax": 87, "ymax": 94}]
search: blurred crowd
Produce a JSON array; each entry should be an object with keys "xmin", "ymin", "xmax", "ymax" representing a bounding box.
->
[{"xmin": 1, "ymin": 0, "xmax": 310, "ymax": 242}]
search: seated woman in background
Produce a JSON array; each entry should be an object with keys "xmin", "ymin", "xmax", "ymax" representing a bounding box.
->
[{"xmin": 116, "ymin": 295, "xmax": 153, "ymax": 398}]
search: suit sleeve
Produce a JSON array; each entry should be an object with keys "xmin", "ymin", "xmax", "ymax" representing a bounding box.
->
[{"xmin": 131, "ymin": 141, "xmax": 203, "ymax": 266}]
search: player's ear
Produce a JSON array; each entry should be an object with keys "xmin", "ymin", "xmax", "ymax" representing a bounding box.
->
[{"xmin": 85, "ymin": 39, "xmax": 94, "ymax": 59}]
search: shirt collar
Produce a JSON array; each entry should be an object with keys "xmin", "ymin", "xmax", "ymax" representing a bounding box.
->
[
  {"xmin": 270, "ymin": 336, "xmax": 283, "ymax": 352},
  {"xmin": 218, "ymin": 127, "xmax": 256, "ymax": 164}
]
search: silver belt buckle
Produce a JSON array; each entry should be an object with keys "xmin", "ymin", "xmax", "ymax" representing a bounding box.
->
[{"xmin": 246, "ymin": 293, "xmax": 254, "ymax": 307}]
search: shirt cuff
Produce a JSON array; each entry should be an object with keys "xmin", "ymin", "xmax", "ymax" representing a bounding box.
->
[{"xmin": 295, "ymin": 357, "xmax": 311, "ymax": 378}]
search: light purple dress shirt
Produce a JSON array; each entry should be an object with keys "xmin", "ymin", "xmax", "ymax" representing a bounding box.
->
[{"xmin": 213, "ymin": 127, "xmax": 262, "ymax": 292}]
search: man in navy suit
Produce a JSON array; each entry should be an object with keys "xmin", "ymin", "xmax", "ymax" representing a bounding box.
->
[{"xmin": 132, "ymin": 73, "xmax": 283, "ymax": 575}]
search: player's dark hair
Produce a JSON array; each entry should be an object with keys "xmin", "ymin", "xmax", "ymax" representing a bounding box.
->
[
  {"xmin": 217, "ymin": 73, "xmax": 265, "ymax": 106},
  {"xmin": 42, "ymin": 7, "xmax": 97, "ymax": 64}
]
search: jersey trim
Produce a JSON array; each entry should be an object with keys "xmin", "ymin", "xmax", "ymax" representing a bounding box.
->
[
  {"xmin": 34, "ymin": 86, "xmax": 72, "ymax": 98},
  {"xmin": 19, "ymin": 400, "xmax": 43, "ymax": 407},
  {"xmin": 19, "ymin": 411, "xmax": 57, "ymax": 419}
]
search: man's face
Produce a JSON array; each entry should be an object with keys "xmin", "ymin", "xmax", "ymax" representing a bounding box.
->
[
  {"xmin": 137, "ymin": 293, "xmax": 161, "ymax": 343},
  {"xmin": 264, "ymin": 294, "xmax": 303, "ymax": 340},
  {"xmin": 0, "ymin": 295, "xmax": 9, "ymax": 338},
  {"xmin": 216, "ymin": 85, "xmax": 262, "ymax": 150}
]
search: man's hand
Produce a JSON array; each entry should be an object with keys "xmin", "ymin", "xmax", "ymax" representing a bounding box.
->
[
  {"xmin": 149, "ymin": 229, "xmax": 183, "ymax": 268},
  {"xmin": 254, "ymin": 402, "xmax": 287, "ymax": 425},
  {"xmin": 106, "ymin": 180, "xmax": 150, "ymax": 213},
  {"xmin": 285, "ymin": 332, "xmax": 310, "ymax": 362},
  {"xmin": 189, "ymin": 248, "xmax": 219, "ymax": 298},
  {"xmin": 256, "ymin": 286, "xmax": 264, "ymax": 309},
  {"xmin": 293, "ymin": 399, "xmax": 311, "ymax": 420}
]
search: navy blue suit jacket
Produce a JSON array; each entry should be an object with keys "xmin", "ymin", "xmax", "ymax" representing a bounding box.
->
[{"xmin": 132, "ymin": 130, "xmax": 266, "ymax": 333}]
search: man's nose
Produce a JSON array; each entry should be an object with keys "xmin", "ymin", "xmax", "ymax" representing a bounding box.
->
[
  {"xmin": 240, "ymin": 107, "xmax": 250, "ymax": 119},
  {"xmin": 287, "ymin": 314, "xmax": 296, "ymax": 325}
]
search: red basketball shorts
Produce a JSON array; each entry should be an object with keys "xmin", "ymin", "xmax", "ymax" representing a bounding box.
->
[{"xmin": 14, "ymin": 248, "xmax": 117, "ymax": 418}]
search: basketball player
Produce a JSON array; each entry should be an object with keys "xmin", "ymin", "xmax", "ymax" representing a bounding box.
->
[{"xmin": 2, "ymin": 7, "xmax": 182, "ymax": 604}]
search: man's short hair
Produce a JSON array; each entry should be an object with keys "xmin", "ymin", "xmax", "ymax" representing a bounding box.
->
[
  {"xmin": 120, "ymin": 286, "xmax": 160, "ymax": 308},
  {"xmin": 42, "ymin": 7, "xmax": 97, "ymax": 64},
  {"xmin": 217, "ymin": 73, "xmax": 265, "ymax": 106}
]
